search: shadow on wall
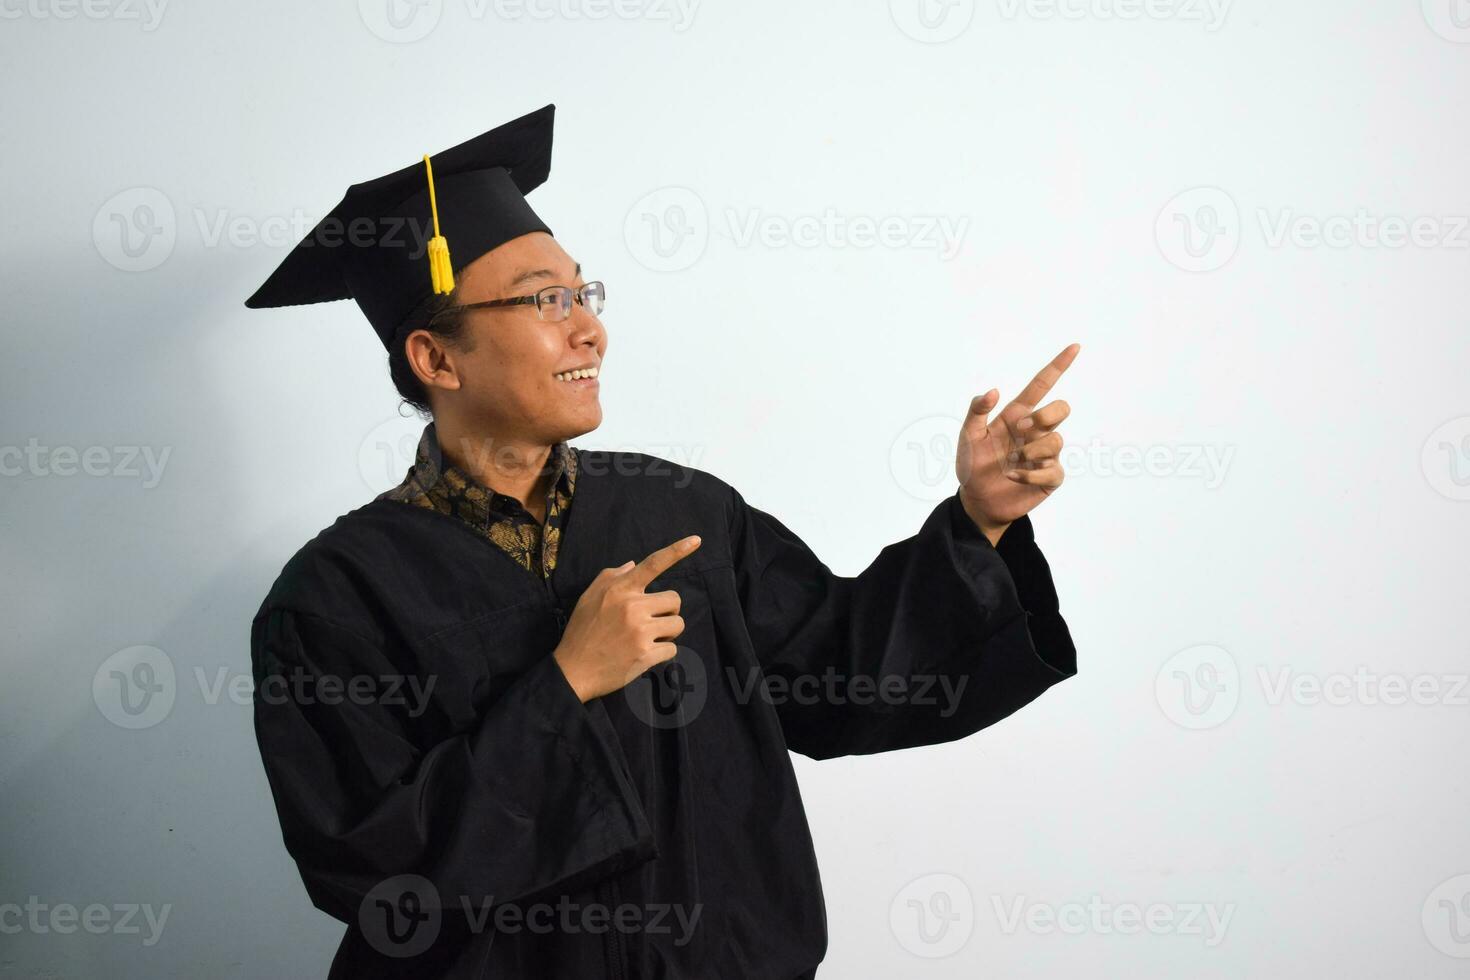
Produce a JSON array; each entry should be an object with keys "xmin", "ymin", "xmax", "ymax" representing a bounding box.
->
[{"xmin": 0, "ymin": 245, "xmax": 354, "ymax": 978}]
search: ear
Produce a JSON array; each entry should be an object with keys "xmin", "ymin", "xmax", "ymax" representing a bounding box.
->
[{"xmin": 404, "ymin": 329, "xmax": 463, "ymax": 396}]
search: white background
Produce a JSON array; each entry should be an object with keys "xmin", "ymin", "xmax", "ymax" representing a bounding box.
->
[{"xmin": 2, "ymin": 0, "xmax": 1469, "ymax": 976}]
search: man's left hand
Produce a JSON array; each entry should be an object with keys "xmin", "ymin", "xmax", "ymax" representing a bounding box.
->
[{"xmin": 955, "ymin": 343, "xmax": 1081, "ymax": 544}]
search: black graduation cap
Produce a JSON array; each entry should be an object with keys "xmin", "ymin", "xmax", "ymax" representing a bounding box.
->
[{"xmin": 245, "ymin": 104, "xmax": 556, "ymax": 348}]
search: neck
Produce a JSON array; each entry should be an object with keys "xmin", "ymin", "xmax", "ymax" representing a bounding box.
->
[{"xmin": 433, "ymin": 416, "xmax": 556, "ymax": 518}]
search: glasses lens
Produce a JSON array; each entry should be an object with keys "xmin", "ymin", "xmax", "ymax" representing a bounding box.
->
[
  {"xmin": 536, "ymin": 286, "xmax": 573, "ymax": 322},
  {"xmin": 581, "ymin": 281, "xmax": 605, "ymax": 316}
]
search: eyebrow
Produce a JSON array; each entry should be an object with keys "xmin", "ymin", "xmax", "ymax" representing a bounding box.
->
[{"xmin": 508, "ymin": 262, "xmax": 581, "ymax": 289}]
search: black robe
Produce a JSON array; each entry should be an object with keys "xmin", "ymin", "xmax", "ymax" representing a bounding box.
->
[{"xmin": 250, "ymin": 451, "xmax": 1077, "ymax": 978}]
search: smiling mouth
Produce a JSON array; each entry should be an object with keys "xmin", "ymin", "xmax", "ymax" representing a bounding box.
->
[{"xmin": 554, "ymin": 366, "xmax": 599, "ymax": 382}]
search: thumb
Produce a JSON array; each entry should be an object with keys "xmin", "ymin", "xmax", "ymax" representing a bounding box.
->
[{"xmin": 961, "ymin": 388, "xmax": 1000, "ymax": 438}]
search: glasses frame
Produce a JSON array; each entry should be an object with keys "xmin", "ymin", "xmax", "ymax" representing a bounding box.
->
[{"xmin": 430, "ymin": 280, "xmax": 605, "ymax": 324}]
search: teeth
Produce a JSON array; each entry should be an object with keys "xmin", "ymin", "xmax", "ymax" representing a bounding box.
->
[{"xmin": 555, "ymin": 366, "xmax": 599, "ymax": 382}]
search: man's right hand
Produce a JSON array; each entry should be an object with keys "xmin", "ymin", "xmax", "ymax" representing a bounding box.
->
[{"xmin": 553, "ymin": 534, "xmax": 702, "ymax": 703}]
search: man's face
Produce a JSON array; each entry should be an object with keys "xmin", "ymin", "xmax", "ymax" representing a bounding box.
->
[{"xmin": 434, "ymin": 232, "xmax": 606, "ymax": 445}]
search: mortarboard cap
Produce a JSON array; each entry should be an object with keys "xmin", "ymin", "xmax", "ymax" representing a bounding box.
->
[{"xmin": 245, "ymin": 103, "xmax": 556, "ymax": 349}]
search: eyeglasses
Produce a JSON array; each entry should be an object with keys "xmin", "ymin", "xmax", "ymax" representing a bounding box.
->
[{"xmin": 432, "ymin": 281, "xmax": 606, "ymax": 324}]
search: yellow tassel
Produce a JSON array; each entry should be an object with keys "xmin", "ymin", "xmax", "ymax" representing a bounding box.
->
[{"xmin": 423, "ymin": 154, "xmax": 454, "ymax": 294}]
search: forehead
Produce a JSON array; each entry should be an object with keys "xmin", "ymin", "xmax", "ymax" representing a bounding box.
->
[{"xmin": 460, "ymin": 232, "xmax": 578, "ymax": 293}]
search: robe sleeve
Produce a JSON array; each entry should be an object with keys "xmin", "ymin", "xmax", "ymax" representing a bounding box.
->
[
  {"xmin": 727, "ymin": 485, "xmax": 1077, "ymax": 760},
  {"xmin": 250, "ymin": 607, "xmax": 656, "ymax": 927}
]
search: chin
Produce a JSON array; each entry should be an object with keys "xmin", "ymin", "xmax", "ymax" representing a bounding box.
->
[
  {"xmin": 567, "ymin": 408, "xmax": 603, "ymax": 439},
  {"xmin": 544, "ymin": 407, "xmax": 602, "ymax": 444}
]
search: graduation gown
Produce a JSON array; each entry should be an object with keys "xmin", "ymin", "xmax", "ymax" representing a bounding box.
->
[{"xmin": 250, "ymin": 450, "xmax": 1077, "ymax": 978}]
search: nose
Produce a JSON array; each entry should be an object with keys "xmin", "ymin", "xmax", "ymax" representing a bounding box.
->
[{"xmin": 566, "ymin": 297, "xmax": 604, "ymax": 349}]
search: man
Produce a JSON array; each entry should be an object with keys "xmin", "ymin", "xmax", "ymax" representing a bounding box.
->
[{"xmin": 246, "ymin": 103, "xmax": 1079, "ymax": 979}]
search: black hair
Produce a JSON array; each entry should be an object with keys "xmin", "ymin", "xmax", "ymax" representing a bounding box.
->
[{"xmin": 387, "ymin": 286, "xmax": 474, "ymax": 417}]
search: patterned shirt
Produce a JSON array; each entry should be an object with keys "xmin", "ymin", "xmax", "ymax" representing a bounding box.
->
[{"xmin": 378, "ymin": 423, "xmax": 578, "ymax": 579}]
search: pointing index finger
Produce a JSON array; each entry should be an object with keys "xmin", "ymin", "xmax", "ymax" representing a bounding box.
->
[
  {"xmin": 1013, "ymin": 343, "xmax": 1081, "ymax": 410},
  {"xmin": 626, "ymin": 535, "xmax": 702, "ymax": 591}
]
